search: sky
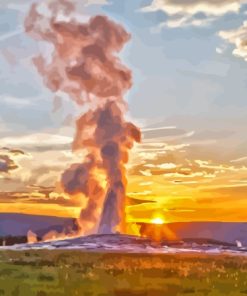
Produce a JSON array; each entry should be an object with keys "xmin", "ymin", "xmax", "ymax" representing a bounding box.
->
[{"xmin": 1, "ymin": 0, "xmax": 247, "ymax": 223}]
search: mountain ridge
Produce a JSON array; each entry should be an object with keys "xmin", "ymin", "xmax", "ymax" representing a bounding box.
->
[{"xmin": 0, "ymin": 213, "xmax": 247, "ymax": 246}]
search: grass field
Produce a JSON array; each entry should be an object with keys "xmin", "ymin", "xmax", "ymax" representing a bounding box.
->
[{"xmin": 0, "ymin": 250, "xmax": 247, "ymax": 295}]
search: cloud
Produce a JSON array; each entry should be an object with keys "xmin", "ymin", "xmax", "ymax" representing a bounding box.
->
[
  {"xmin": 0, "ymin": 133, "xmax": 72, "ymax": 151},
  {"xmin": 191, "ymin": 130, "xmax": 235, "ymax": 140},
  {"xmin": 142, "ymin": 126, "xmax": 189, "ymax": 140},
  {"xmin": 231, "ymin": 156, "xmax": 247, "ymax": 163},
  {"xmin": 204, "ymin": 184, "xmax": 247, "ymax": 199},
  {"xmin": 142, "ymin": 0, "xmax": 245, "ymax": 28},
  {"xmin": 0, "ymin": 189, "xmax": 83, "ymax": 208},
  {"xmin": 142, "ymin": 126, "xmax": 176, "ymax": 132},
  {"xmin": 139, "ymin": 170, "xmax": 152, "ymax": 177},
  {"xmin": 144, "ymin": 162, "xmax": 177, "ymax": 169},
  {"xmin": 160, "ymin": 15, "xmax": 216, "ymax": 28},
  {"xmin": 143, "ymin": 0, "xmax": 243, "ymax": 15},
  {"xmin": 0, "ymin": 155, "xmax": 18, "ymax": 173},
  {"xmin": 0, "ymin": 147, "xmax": 26, "ymax": 156},
  {"xmin": 129, "ymin": 143, "xmax": 247, "ymax": 187},
  {"xmin": 0, "ymin": 0, "xmax": 109, "ymax": 10},
  {"xmin": 0, "ymin": 139, "xmax": 91, "ymax": 195},
  {"xmin": 1, "ymin": 95, "xmax": 34, "ymax": 108},
  {"xmin": 0, "ymin": 29, "xmax": 23, "ymax": 43},
  {"xmin": 137, "ymin": 142, "xmax": 190, "ymax": 152},
  {"xmin": 219, "ymin": 21, "xmax": 247, "ymax": 61},
  {"xmin": 83, "ymin": 0, "xmax": 109, "ymax": 5},
  {"xmin": 194, "ymin": 159, "xmax": 243, "ymax": 172}
]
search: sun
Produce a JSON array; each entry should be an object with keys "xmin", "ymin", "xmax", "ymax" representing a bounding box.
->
[{"xmin": 151, "ymin": 217, "xmax": 165, "ymax": 225}]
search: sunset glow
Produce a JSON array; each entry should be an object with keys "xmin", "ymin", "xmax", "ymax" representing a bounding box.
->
[{"xmin": 151, "ymin": 217, "xmax": 165, "ymax": 225}]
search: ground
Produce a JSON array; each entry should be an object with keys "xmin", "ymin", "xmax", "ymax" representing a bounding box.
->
[{"xmin": 0, "ymin": 250, "xmax": 246, "ymax": 295}]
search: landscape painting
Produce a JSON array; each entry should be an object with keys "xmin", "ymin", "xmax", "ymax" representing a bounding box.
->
[{"xmin": 0, "ymin": 0, "xmax": 247, "ymax": 295}]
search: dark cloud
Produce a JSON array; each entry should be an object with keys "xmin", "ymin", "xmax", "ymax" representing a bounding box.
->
[
  {"xmin": 0, "ymin": 155, "xmax": 18, "ymax": 172},
  {"xmin": 0, "ymin": 189, "xmax": 81, "ymax": 207},
  {"xmin": 0, "ymin": 147, "xmax": 26, "ymax": 156}
]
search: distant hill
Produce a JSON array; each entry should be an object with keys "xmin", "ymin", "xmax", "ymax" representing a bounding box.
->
[
  {"xmin": 1, "ymin": 213, "xmax": 247, "ymax": 246},
  {"xmin": 0, "ymin": 213, "xmax": 76, "ymax": 238},
  {"xmin": 140, "ymin": 222, "xmax": 247, "ymax": 246}
]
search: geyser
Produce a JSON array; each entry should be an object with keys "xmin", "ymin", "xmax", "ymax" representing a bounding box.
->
[{"xmin": 25, "ymin": 0, "xmax": 141, "ymax": 235}]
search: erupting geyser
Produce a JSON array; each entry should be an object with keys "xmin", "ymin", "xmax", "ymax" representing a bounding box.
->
[{"xmin": 25, "ymin": 0, "xmax": 141, "ymax": 235}]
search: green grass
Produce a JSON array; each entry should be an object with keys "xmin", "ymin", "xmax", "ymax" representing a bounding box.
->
[{"xmin": 0, "ymin": 250, "xmax": 246, "ymax": 295}]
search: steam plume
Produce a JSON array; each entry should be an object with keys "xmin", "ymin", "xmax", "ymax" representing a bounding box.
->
[{"xmin": 25, "ymin": 0, "xmax": 141, "ymax": 234}]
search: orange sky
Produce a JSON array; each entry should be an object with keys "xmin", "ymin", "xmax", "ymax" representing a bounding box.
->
[{"xmin": 1, "ymin": 136, "xmax": 247, "ymax": 223}]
